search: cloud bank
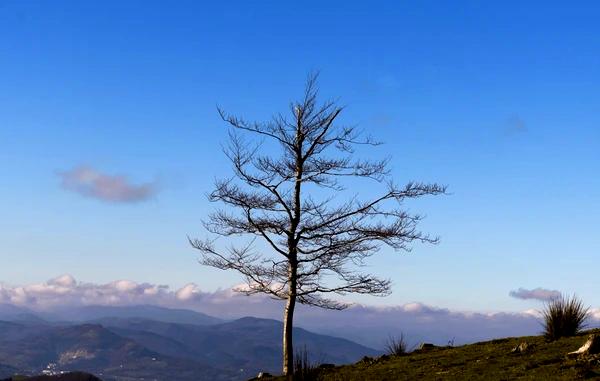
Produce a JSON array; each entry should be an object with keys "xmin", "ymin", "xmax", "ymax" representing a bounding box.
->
[
  {"xmin": 0, "ymin": 275, "xmax": 259, "ymax": 315},
  {"xmin": 509, "ymin": 287, "xmax": 561, "ymax": 302},
  {"xmin": 58, "ymin": 166, "xmax": 158, "ymax": 203},
  {"xmin": 1, "ymin": 276, "xmax": 598, "ymax": 349}
]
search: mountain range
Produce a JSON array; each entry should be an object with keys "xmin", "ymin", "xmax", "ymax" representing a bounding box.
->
[{"xmin": 0, "ymin": 304, "xmax": 381, "ymax": 380}]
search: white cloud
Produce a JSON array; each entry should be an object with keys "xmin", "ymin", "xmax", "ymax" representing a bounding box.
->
[
  {"xmin": 1, "ymin": 276, "xmax": 598, "ymax": 349},
  {"xmin": 522, "ymin": 308, "xmax": 542, "ymax": 318},
  {"xmin": 49, "ymin": 274, "xmax": 76, "ymax": 287},
  {"xmin": 57, "ymin": 166, "xmax": 158, "ymax": 203},
  {"xmin": 111, "ymin": 280, "xmax": 139, "ymax": 292},
  {"xmin": 0, "ymin": 276, "xmax": 173, "ymax": 308},
  {"xmin": 402, "ymin": 302, "xmax": 425, "ymax": 312},
  {"xmin": 509, "ymin": 287, "xmax": 561, "ymax": 302},
  {"xmin": 176, "ymin": 283, "xmax": 202, "ymax": 301}
]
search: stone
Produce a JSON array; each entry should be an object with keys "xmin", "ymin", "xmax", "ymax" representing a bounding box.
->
[
  {"xmin": 511, "ymin": 342, "xmax": 532, "ymax": 354},
  {"xmin": 567, "ymin": 334, "xmax": 600, "ymax": 358},
  {"xmin": 418, "ymin": 343, "xmax": 436, "ymax": 351}
]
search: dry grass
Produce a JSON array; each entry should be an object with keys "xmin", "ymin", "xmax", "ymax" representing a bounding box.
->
[
  {"xmin": 542, "ymin": 294, "xmax": 589, "ymax": 341},
  {"xmin": 272, "ymin": 329, "xmax": 600, "ymax": 381},
  {"xmin": 385, "ymin": 334, "xmax": 409, "ymax": 356}
]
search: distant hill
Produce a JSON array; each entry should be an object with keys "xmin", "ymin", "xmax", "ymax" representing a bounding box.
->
[
  {"xmin": 0, "ymin": 305, "xmax": 45, "ymax": 324},
  {"xmin": 0, "ymin": 363, "xmax": 19, "ymax": 380},
  {"xmin": 40, "ymin": 304, "xmax": 223, "ymax": 326},
  {"xmin": 1, "ymin": 372, "xmax": 101, "ymax": 381},
  {"xmin": 0, "ymin": 321, "xmax": 50, "ymax": 342},
  {"xmin": 211, "ymin": 317, "xmax": 382, "ymax": 366},
  {"xmin": 0, "ymin": 322, "xmax": 235, "ymax": 381},
  {"xmin": 103, "ymin": 316, "xmax": 382, "ymax": 375},
  {"xmin": 0, "ymin": 312, "xmax": 380, "ymax": 381}
]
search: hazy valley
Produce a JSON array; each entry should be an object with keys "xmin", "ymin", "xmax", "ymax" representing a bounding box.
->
[{"xmin": 0, "ymin": 304, "xmax": 380, "ymax": 380}]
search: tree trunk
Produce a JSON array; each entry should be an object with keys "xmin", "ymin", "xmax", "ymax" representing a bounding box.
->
[
  {"xmin": 282, "ymin": 288, "xmax": 296, "ymax": 377},
  {"xmin": 283, "ymin": 111, "xmax": 301, "ymax": 377}
]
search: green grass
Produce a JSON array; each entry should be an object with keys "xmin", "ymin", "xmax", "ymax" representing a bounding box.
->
[{"xmin": 271, "ymin": 329, "xmax": 600, "ymax": 380}]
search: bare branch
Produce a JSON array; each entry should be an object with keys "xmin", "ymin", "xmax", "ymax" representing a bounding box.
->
[{"xmin": 190, "ymin": 73, "xmax": 447, "ymax": 376}]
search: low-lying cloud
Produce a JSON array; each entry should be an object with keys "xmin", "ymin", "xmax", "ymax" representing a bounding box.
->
[
  {"xmin": 1, "ymin": 276, "xmax": 598, "ymax": 349},
  {"xmin": 509, "ymin": 287, "xmax": 561, "ymax": 302},
  {"xmin": 0, "ymin": 275, "xmax": 253, "ymax": 313},
  {"xmin": 58, "ymin": 166, "xmax": 158, "ymax": 203}
]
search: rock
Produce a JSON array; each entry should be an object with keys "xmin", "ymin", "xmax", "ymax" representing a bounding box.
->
[
  {"xmin": 359, "ymin": 356, "xmax": 375, "ymax": 365},
  {"xmin": 567, "ymin": 334, "xmax": 600, "ymax": 358},
  {"xmin": 511, "ymin": 342, "xmax": 532, "ymax": 354},
  {"xmin": 256, "ymin": 372, "xmax": 272, "ymax": 379},
  {"xmin": 418, "ymin": 343, "xmax": 436, "ymax": 351}
]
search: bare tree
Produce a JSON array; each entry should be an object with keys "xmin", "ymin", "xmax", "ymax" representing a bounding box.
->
[{"xmin": 189, "ymin": 73, "xmax": 446, "ymax": 377}]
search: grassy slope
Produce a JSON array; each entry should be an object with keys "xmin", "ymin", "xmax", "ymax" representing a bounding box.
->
[{"xmin": 275, "ymin": 329, "xmax": 600, "ymax": 380}]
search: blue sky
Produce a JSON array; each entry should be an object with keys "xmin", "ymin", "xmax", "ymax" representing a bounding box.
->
[{"xmin": 1, "ymin": 1, "xmax": 599, "ymax": 312}]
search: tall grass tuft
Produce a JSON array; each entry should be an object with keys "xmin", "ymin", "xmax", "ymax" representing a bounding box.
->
[
  {"xmin": 385, "ymin": 333, "xmax": 409, "ymax": 356},
  {"xmin": 293, "ymin": 346, "xmax": 320, "ymax": 381},
  {"xmin": 542, "ymin": 294, "xmax": 589, "ymax": 341}
]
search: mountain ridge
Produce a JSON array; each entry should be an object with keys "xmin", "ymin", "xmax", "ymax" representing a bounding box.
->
[{"xmin": 0, "ymin": 307, "xmax": 380, "ymax": 381}]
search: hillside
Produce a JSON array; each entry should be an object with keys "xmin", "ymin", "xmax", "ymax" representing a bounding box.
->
[
  {"xmin": 271, "ymin": 329, "xmax": 600, "ymax": 380},
  {"xmin": 0, "ymin": 322, "xmax": 233, "ymax": 381},
  {"xmin": 39, "ymin": 305, "xmax": 224, "ymax": 326},
  {"xmin": 2, "ymin": 372, "xmax": 101, "ymax": 381},
  {"xmin": 102, "ymin": 316, "xmax": 381, "ymax": 374},
  {"xmin": 0, "ymin": 305, "xmax": 44, "ymax": 324},
  {"xmin": 0, "ymin": 313, "xmax": 380, "ymax": 381}
]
